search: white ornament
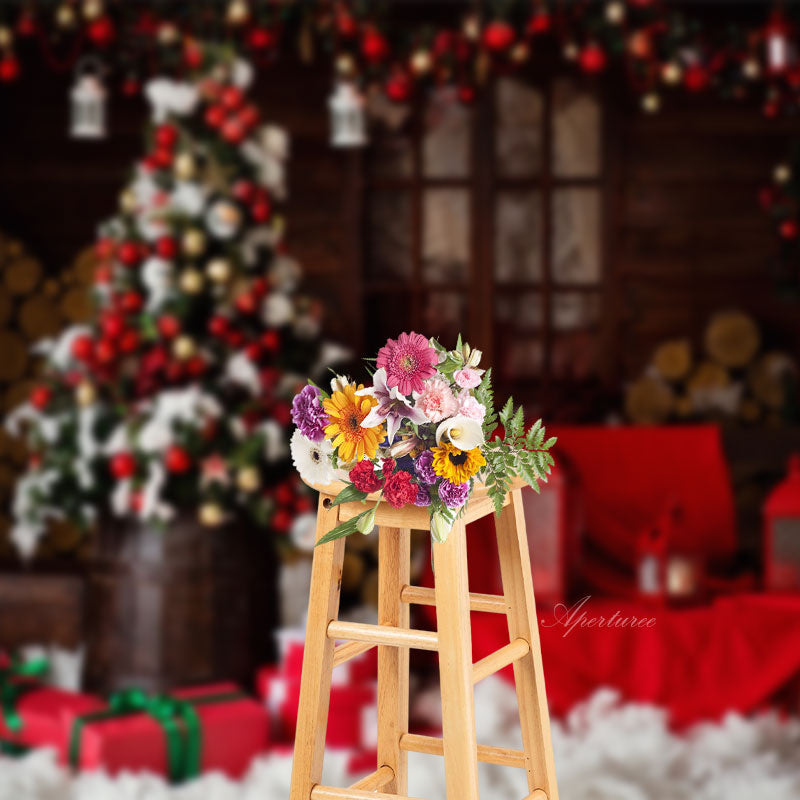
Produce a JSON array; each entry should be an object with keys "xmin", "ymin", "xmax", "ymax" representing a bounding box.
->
[
  {"xmin": 328, "ymin": 82, "xmax": 367, "ymax": 148},
  {"xmin": 170, "ymin": 181, "xmax": 207, "ymax": 216},
  {"xmin": 71, "ymin": 58, "xmax": 107, "ymax": 140},
  {"xmin": 145, "ymin": 78, "xmax": 199, "ymax": 123},
  {"xmin": 260, "ymin": 419, "xmax": 289, "ymax": 463},
  {"xmin": 224, "ymin": 352, "xmax": 261, "ymax": 396},
  {"xmin": 240, "ymin": 125, "xmax": 289, "ymax": 197},
  {"xmin": 206, "ymin": 199, "xmax": 242, "ymax": 239},
  {"xmin": 141, "ymin": 257, "xmax": 175, "ymax": 311},
  {"xmin": 262, "ymin": 292, "xmax": 294, "ymax": 326}
]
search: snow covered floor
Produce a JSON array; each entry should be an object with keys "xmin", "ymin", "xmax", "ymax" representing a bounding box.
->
[{"xmin": 2, "ymin": 679, "xmax": 800, "ymax": 800}]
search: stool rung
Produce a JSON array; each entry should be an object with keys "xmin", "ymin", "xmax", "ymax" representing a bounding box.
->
[
  {"xmin": 332, "ymin": 641, "xmax": 375, "ymax": 668},
  {"xmin": 350, "ymin": 765, "xmax": 394, "ymax": 791},
  {"xmin": 311, "ymin": 787, "xmax": 426, "ymax": 800},
  {"xmin": 400, "ymin": 585, "xmax": 508, "ymax": 614},
  {"xmin": 399, "ymin": 733, "xmax": 527, "ymax": 769},
  {"xmin": 472, "ymin": 637, "xmax": 530, "ymax": 684},
  {"xmin": 327, "ymin": 620, "xmax": 439, "ymax": 652}
]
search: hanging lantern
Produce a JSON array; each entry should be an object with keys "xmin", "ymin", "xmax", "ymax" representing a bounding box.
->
[
  {"xmin": 328, "ymin": 81, "xmax": 367, "ymax": 148},
  {"xmin": 70, "ymin": 58, "xmax": 107, "ymax": 139},
  {"xmin": 765, "ymin": 10, "xmax": 794, "ymax": 74},
  {"xmin": 519, "ymin": 462, "xmax": 582, "ymax": 608},
  {"xmin": 636, "ymin": 504, "xmax": 703, "ymax": 605},
  {"xmin": 763, "ymin": 454, "xmax": 800, "ymax": 591}
]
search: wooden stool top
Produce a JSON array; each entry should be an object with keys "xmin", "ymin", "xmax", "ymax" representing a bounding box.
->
[{"xmin": 302, "ymin": 476, "xmax": 528, "ymax": 531}]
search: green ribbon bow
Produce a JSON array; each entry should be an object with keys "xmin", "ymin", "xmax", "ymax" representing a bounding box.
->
[
  {"xmin": 0, "ymin": 656, "xmax": 49, "ymax": 735},
  {"xmin": 68, "ymin": 688, "xmax": 245, "ymax": 783}
]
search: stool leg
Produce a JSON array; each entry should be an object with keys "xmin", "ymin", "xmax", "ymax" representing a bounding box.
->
[
  {"xmin": 289, "ymin": 496, "xmax": 346, "ymax": 800},
  {"xmin": 495, "ymin": 489, "xmax": 559, "ymax": 800},
  {"xmin": 433, "ymin": 519, "xmax": 480, "ymax": 800},
  {"xmin": 378, "ymin": 526, "xmax": 411, "ymax": 794}
]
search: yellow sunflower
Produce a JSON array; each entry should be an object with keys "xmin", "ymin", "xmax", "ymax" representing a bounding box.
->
[
  {"xmin": 323, "ymin": 383, "xmax": 384, "ymax": 463},
  {"xmin": 431, "ymin": 442, "xmax": 486, "ymax": 484}
]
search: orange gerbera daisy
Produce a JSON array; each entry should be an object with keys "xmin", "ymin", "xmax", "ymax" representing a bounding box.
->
[{"xmin": 323, "ymin": 383, "xmax": 384, "ymax": 463}]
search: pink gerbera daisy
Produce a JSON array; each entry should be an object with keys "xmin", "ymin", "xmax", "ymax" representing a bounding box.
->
[{"xmin": 376, "ymin": 332, "xmax": 438, "ymax": 396}]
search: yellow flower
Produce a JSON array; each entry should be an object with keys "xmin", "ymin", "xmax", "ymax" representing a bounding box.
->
[
  {"xmin": 431, "ymin": 442, "xmax": 486, "ymax": 484},
  {"xmin": 323, "ymin": 383, "xmax": 384, "ymax": 463}
]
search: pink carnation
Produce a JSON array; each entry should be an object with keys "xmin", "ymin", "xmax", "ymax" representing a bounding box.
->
[
  {"xmin": 415, "ymin": 377, "xmax": 458, "ymax": 423},
  {"xmin": 454, "ymin": 367, "xmax": 483, "ymax": 389},
  {"xmin": 376, "ymin": 332, "xmax": 438, "ymax": 396},
  {"xmin": 457, "ymin": 392, "xmax": 486, "ymax": 422}
]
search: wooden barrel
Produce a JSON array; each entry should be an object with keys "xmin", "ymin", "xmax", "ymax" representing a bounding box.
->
[{"xmin": 85, "ymin": 515, "xmax": 278, "ymax": 694}]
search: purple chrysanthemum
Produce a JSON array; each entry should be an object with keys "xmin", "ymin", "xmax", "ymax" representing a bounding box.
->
[
  {"xmin": 438, "ymin": 479, "xmax": 470, "ymax": 509},
  {"xmin": 414, "ymin": 484, "xmax": 432, "ymax": 507},
  {"xmin": 291, "ymin": 384, "xmax": 329, "ymax": 442},
  {"xmin": 414, "ymin": 450, "xmax": 437, "ymax": 485}
]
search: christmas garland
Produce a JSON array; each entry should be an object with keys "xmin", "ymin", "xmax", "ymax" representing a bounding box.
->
[
  {"xmin": 289, "ymin": 333, "xmax": 555, "ymax": 544},
  {"xmin": 1, "ymin": 1, "xmax": 800, "ymax": 118}
]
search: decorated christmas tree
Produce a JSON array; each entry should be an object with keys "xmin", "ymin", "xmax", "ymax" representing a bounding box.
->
[{"xmin": 6, "ymin": 50, "xmax": 346, "ymax": 558}]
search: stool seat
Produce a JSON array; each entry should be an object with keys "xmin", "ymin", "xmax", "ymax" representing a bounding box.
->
[{"xmin": 289, "ymin": 482, "xmax": 559, "ymax": 800}]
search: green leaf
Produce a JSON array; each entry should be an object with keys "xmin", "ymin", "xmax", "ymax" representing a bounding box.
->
[
  {"xmin": 331, "ymin": 484, "xmax": 369, "ymax": 506},
  {"xmin": 316, "ymin": 509, "xmax": 373, "ymax": 546}
]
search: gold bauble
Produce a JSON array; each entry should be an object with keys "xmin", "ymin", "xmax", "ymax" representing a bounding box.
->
[
  {"xmin": 82, "ymin": 0, "xmax": 103, "ymax": 21},
  {"xmin": 510, "ymin": 42, "xmax": 530, "ymax": 64},
  {"xmin": 335, "ymin": 53, "xmax": 356, "ymax": 77},
  {"xmin": 773, "ymin": 163, "xmax": 792, "ymax": 185},
  {"xmin": 206, "ymin": 258, "xmax": 232, "ymax": 283},
  {"xmin": 641, "ymin": 92, "xmax": 661, "ymax": 114},
  {"xmin": 182, "ymin": 228, "xmax": 206, "ymax": 257},
  {"xmin": 0, "ymin": 26, "xmax": 13, "ymax": 48},
  {"xmin": 172, "ymin": 335, "xmax": 195, "ymax": 360},
  {"xmin": 226, "ymin": 0, "xmax": 250, "ymax": 26},
  {"xmin": 75, "ymin": 381, "xmax": 96, "ymax": 407},
  {"xmin": 563, "ymin": 41, "xmax": 579, "ymax": 61},
  {"xmin": 173, "ymin": 152, "xmax": 196, "ymax": 181},
  {"xmin": 462, "ymin": 14, "xmax": 480, "ymax": 42},
  {"xmin": 119, "ymin": 188, "xmax": 138, "ymax": 213},
  {"xmin": 605, "ymin": 1, "xmax": 626, "ymax": 24},
  {"xmin": 661, "ymin": 61, "xmax": 682, "ymax": 85},
  {"xmin": 157, "ymin": 22, "xmax": 180, "ymax": 45},
  {"xmin": 409, "ymin": 49, "xmax": 433, "ymax": 76},
  {"xmin": 179, "ymin": 268, "xmax": 204, "ymax": 294},
  {"xmin": 55, "ymin": 4, "xmax": 77, "ymax": 28},
  {"xmin": 237, "ymin": 466, "xmax": 260, "ymax": 492},
  {"xmin": 199, "ymin": 503, "xmax": 224, "ymax": 527}
]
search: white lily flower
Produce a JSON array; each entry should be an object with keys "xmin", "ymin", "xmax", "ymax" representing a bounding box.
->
[{"xmin": 435, "ymin": 415, "xmax": 484, "ymax": 451}]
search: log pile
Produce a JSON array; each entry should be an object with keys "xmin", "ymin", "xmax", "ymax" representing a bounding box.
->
[
  {"xmin": 0, "ymin": 234, "xmax": 95, "ymax": 558},
  {"xmin": 625, "ymin": 310, "xmax": 798, "ymax": 426}
]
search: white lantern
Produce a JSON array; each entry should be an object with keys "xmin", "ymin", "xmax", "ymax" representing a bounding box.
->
[
  {"xmin": 71, "ymin": 58, "xmax": 107, "ymax": 139},
  {"xmin": 328, "ymin": 81, "xmax": 367, "ymax": 148}
]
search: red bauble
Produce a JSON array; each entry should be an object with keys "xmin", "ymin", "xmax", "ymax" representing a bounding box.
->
[
  {"xmin": 183, "ymin": 42, "xmax": 204, "ymax": 69},
  {"xmin": 336, "ymin": 11, "xmax": 358, "ymax": 38},
  {"xmin": 16, "ymin": 14, "xmax": 36, "ymax": 37},
  {"xmin": 245, "ymin": 342, "xmax": 262, "ymax": 361},
  {"xmin": 780, "ymin": 219, "xmax": 798, "ymax": 239},
  {"xmin": 154, "ymin": 124, "xmax": 179, "ymax": 149},
  {"xmin": 251, "ymin": 199, "xmax": 271, "ymax": 222},
  {"xmin": 251, "ymin": 277, "xmax": 268, "ymax": 298},
  {"xmin": 71, "ymin": 334, "xmax": 95, "ymax": 362},
  {"xmin": 235, "ymin": 292, "xmax": 258, "ymax": 315},
  {"xmin": 119, "ymin": 329, "xmax": 140, "ymax": 354},
  {"xmin": 30, "ymin": 385, "xmax": 51, "ymax": 410},
  {"xmin": 119, "ymin": 291, "xmax": 143, "ymax": 313},
  {"xmin": 361, "ymin": 28, "xmax": 389, "ymax": 63},
  {"xmin": 272, "ymin": 403, "xmax": 292, "ymax": 426},
  {"xmin": 95, "ymin": 238, "xmax": 115, "ymax": 260},
  {"xmin": 151, "ymin": 147, "xmax": 173, "ymax": 170},
  {"xmin": 94, "ymin": 339, "xmax": 116, "ymax": 365},
  {"xmin": 221, "ymin": 117, "xmax": 246, "ymax": 144},
  {"xmin": 101, "ymin": 312, "xmax": 126, "ymax": 340},
  {"xmin": 157, "ymin": 315, "xmax": 181, "ymax": 339},
  {"xmin": 237, "ymin": 104, "xmax": 260, "ymax": 130},
  {"xmin": 527, "ymin": 11, "xmax": 551, "ymax": 35},
  {"xmin": 261, "ymin": 330, "xmax": 280, "ymax": 351},
  {"xmin": 186, "ymin": 356, "xmax": 206, "ymax": 377},
  {"xmin": 94, "ymin": 264, "xmax": 113, "ymax": 284},
  {"xmin": 220, "ymin": 86, "xmax": 244, "ymax": 111},
  {"xmin": 482, "ymin": 20, "xmax": 515, "ymax": 53},
  {"xmin": 87, "ymin": 16, "xmax": 115, "ymax": 48},
  {"xmin": 155, "ymin": 236, "xmax": 178, "ymax": 259},
  {"xmin": 433, "ymin": 31, "xmax": 455, "ymax": 57},
  {"xmin": 208, "ymin": 316, "xmax": 229, "ymax": 337},
  {"xmin": 165, "ymin": 445, "xmax": 192, "ymax": 474},
  {"xmin": 232, "ymin": 180, "xmax": 257, "ymax": 204},
  {"xmin": 247, "ymin": 26, "xmax": 276, "ymax": 50},
  {"xmin": 272, "ymin": 509, "xmax": 292, "ymax": 532},
  {"xmin": 758, "ymin": 186, "xmax": 776, "ymax": 210},
  {"xmin": 117, "ymin": 241, "xmax": 141, "ymax": 267},
  {"xmin": 204, "ymin": 104, "xmax": 226, "ymax": 129},
  {"xmin": 684, "ymin": 64, "xmax": 710, "ymax": 92},
  {"xmin": 579, "ymin": 43, "xmax": 607, "ymax": 74},
  {"xmin": 110, "ymin": 452, "xmax": 136, "ymax": 479},
  {"xmin": 0, "ymin": 56, "xmax": 20, "ymax": 83},
  {"xmin": 385, "ymin": 72, "xmax": 412, "ymax": 103},
  {"xmin": 458, "ymin": 84, "xmax": 476, "ymax": 104},
  {"xmin": 122, "ymin": 77, "xmax": 140, "ymax": 97}
]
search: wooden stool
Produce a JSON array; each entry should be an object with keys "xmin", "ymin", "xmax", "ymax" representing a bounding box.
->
[{"xmin": 289, "ymin": 479, "xmax": 559, "ymax": 800}]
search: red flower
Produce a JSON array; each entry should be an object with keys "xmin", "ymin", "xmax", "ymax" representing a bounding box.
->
[
  {"xmin": 349, "ymin": 459, "xmax": 384, "ymax": 493},
  {"xmin": 383, "ymin": 470, "xmax": 417, "ymax": 509},
  {"xmin": 381, "ymin": 458, "xmax": 396, "ymax": 478}
]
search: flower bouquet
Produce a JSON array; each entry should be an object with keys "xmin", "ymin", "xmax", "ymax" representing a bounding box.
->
[{"xmin": 289, "ymin": 332, "xmax": 555, "ymax": 544}]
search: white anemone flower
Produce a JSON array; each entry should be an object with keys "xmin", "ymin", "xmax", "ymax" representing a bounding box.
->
[
  {"xmin": 435, "ymin": 415, "xmax": 484, "ymax": 451},
  {"xmin": 290, "ymin": 430, "xmax": 335, "ymax": 486}
]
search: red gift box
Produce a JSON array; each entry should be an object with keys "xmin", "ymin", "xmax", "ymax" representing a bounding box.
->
[
  {"xmin": 68, "ymin": 682, "xmax": 268, "ymax": 779},
  {"xmin": 0, "ymin": 685, "xmax": 104, "ymax": 755}
]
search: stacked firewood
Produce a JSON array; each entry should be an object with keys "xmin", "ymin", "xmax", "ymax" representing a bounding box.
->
[
  {"xmin": 0, "ymin": 234, "xmax": 95, "ymax": 557},
  {"xmin": 625, "ymin": 310, "xmax": 798, "ymax": 425}
]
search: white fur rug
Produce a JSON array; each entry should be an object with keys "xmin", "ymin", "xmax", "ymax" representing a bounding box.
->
[{"xmin": 1, "ymin": 679, "xmax": 799, "ymax": 800}]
